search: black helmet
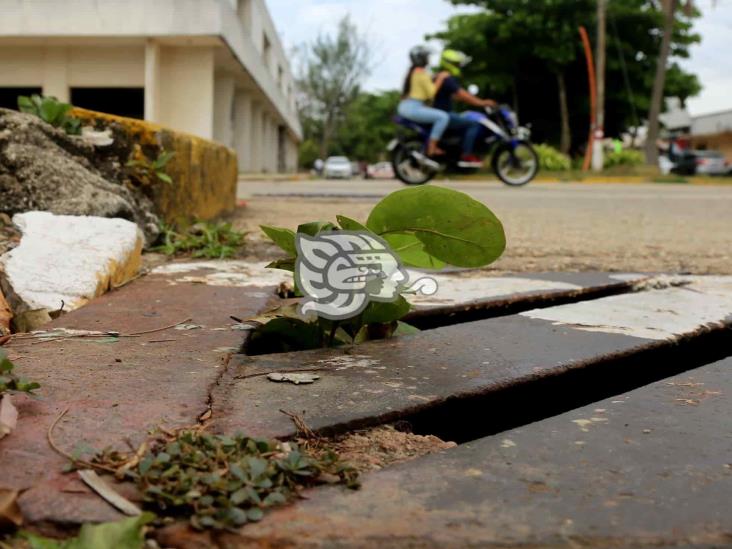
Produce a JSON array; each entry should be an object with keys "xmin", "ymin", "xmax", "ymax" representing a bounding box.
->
[{"xmin": 409, "ymin": 45, "xmax": 431, "ymax": 67}]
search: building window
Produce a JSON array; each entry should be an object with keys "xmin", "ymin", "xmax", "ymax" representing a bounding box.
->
[
  {"xmin": 0, "ymin": 87, "xmax": 43, "ymax": 111},
  {"xmin": 263, "ymin": 33, "xmax": 271, "ymax": 68},
  {"xmin": 70, "ymin": 88, "xmax": 144, "ymax": 120},
  {"xmin": 237, "ymin": 0, "xmax": 252, "ymax": 31}
]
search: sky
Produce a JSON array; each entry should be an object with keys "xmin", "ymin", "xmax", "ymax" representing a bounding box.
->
[{"xmin": 265, "ymin": 0, "xmax": 732, "ymax": 116}]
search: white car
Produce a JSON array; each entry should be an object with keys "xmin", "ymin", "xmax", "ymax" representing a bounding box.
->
[{"xmin": 323, "ymin": 156, "xmax": 352, "ymax": 179}]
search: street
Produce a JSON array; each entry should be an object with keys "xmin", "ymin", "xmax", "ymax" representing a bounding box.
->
[{"xmin": 236, "ymin": 179, "xmax": 732, "ymax": 274}]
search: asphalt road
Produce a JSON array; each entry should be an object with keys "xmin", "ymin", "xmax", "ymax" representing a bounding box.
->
[{"xmin": 236, "ymin": 178, "xmax": 732, "ymax": 274}]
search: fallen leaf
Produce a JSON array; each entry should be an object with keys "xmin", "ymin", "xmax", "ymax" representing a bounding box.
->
[
  {"xmin": 0, "ymin": 488, "xmax": 23, "ymax": 528},
  {"xmin": 267, "ymin": 372, "xmax": 320, "ymax": 385},
  {"xmin": 78, "ymin": 470, "xmax": 142, "ymax": 516},
  {"xmin": 0, "ymin": 394, "xmax": 18, "ymax": 440}
]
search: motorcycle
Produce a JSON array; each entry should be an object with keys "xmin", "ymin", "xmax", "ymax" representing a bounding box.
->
[{"xmin": 388, "ymin": 104, "xmax": 539, "ymax": 186}]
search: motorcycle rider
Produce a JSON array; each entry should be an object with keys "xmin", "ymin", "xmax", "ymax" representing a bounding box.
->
[
  {"xmin": 434, "ymin": 49, "xmax": 498, "ymax": 167},
  {"xmin": 397, "ymin": 45, "xmax": 450, "ymax": 158}
]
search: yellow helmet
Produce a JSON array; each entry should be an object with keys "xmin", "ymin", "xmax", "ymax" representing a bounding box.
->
[{"xmin": 440, "ymin": 49, "xmax": 472, "ymax": 77}]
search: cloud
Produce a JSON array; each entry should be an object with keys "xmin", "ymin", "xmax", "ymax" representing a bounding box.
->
[{"xmin": 266, "ymin": 0, "xmax": 732, "ymax": 114}]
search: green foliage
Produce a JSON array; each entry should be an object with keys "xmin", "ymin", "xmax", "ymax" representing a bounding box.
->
[
  {"xmin": 17, "ymin": 94, "xmax": 81, "ymax": 135},
  {"xmin": 20, "ymin": 514, "xmax": 154, "ymax": 549},
  {"xmin": 0, "ymin": 349, "xmax": 40, "ymax": 395},
  {"xmin": 257, "ymin": 186, "xmax": 505, "ymax": 352},
  {"xmin": 298, "ymin": 139, "xmax": 320, "ymax": 169},
  {"xmin": 534, "ymin": 144, "xmax": 572, "ymax": 171},
  {"xmin": 432, "ymin": 0, "xmax": 701, "ymax": 151},
  {"xmin": 366, "ymin": 186, "xmax": 505, "ymax": 269},
  {"xmin": 112, "ymin": 431, "xmax": 357, "ymax": 531},
  {"xmin": 126, "ymin": 149, "xmax": 175, "ymax": 186},
  {"xmin": 153, "ymin": 221, "xmax": 245, "ymax": 259},
  {"xmin": 604, "ymin": 149, "xmax": 644, "ymax": 168}
]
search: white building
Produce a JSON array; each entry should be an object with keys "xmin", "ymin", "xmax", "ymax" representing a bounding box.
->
[{"xmin": 0, "ymin": 0, "xmax": 302, "ymax": 173}]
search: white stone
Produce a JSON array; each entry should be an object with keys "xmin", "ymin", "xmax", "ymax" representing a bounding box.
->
[
  {"xmin": 520, "ymin": 276, "xmax": 732, "ymax": 341},
  {"xmin": 0, "ymin": 212, "xmax": 142, "ymax": 314},
  {"xmin": 152, "ymin": 260, "xmax": 290, "ymax": 288}
]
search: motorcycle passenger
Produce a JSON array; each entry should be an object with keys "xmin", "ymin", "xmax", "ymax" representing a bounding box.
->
[
  {"xmin": 434, "ymin": 49, "xmax": 498, "ymax": 166},
  {"xmin": 397, "ymin": 45, "xmax": 450, "ymax": 158}
]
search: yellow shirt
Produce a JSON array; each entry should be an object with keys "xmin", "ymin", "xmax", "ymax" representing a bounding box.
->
[{"xmin": 409, "ymin": 69, "xmax": 436, "ymax": 101}]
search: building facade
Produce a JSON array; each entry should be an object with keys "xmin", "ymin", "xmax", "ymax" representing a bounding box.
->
[
  {"xmin": 689, "ymin": 109, "xmax": 732, "ymax": 162},
  {"xmin": 0, "ymin": 0, "xmax": 301, "ymax": 173}
]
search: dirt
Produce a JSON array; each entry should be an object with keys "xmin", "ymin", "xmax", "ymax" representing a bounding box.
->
[{"xmin": 320, "ymin": 424, "xmax": 457, "ymax": 472}]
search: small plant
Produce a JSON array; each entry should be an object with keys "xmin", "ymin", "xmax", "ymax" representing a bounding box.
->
[
  {"xmin": 93, "ymin": 430, "xmax": 358, "ymax": 531},
  {"xmin": 604, "ymin": 149, "xmax": 644, "ymax": 168},
  {"xmin": 126, "ymin": 147, "xmax": 175, "ymax": 186},
  {"xmin": 17, "ymin": 514, "xmax": 154, "ymax": 549},
  {"xmin": 0, "ymin": 349, "xmax": 40, "ymax": 396},
  {"xmin": 534, "ymin": 143, "xmax": 571, "ymax": 171},
  {"xmin": 17, "ymin": 94, "xmax": 81, "ymax": 135},
  {"xmin": 254, "ymin": 186, "xmax": 506, "ymax": 353},
  {"xmin": 153, "ymin": 221, "xmax": 245, "ymax": 259}
]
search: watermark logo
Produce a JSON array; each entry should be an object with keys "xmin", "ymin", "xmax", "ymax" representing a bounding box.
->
[{"xmin": 295, "ymin": 231, "xmax": 438, "ymax": 320}]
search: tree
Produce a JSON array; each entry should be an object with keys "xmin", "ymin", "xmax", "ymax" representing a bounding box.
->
[
  {"xmin": 295, "ymin": 16, "xmax": 373, "ymax": 159},
  {"xmin": 434, "ymin": 0, "xmax": 700, "ymax": 156}
]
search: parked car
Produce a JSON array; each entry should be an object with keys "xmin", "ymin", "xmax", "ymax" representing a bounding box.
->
[
  {"xmin": 366, "ymin": 162, "xmax": 395, "ymax": 179},
  {"xmin": 323, "ymin": 156, "xmax": 352, "ymax": 179},
  {"xmin": 671, "ymin": 150, "xmax": 727, "ymax": 176}
]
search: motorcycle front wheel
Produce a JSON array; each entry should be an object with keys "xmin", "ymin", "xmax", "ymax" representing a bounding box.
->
[
  {"xmin": 392, "ymin": 140, "xmax": 436, "ymax": 185},
  {"xmin": 492, "ymin": 141, "xmax": 538, "ymax": 186}
]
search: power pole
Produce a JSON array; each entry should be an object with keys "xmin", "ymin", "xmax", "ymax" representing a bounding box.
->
[{"xmin": 592, "ymin": 0, "xmax": 607, "ymax": 172}]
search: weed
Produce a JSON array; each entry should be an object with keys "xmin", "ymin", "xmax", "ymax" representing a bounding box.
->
[
  {"xmin": 126, "ymin": 146, "xmax": 175, "ymax": 186},
  {"xmin": 93, "ymin": 430, "xmax": 358, "ymax": 531},
  {"xmin": 17, "ymin": 94, "xmax": 81, "ymax": 135},
  {"xmin": 0, "ymin": 349, "xmax": 39, "ymax": 395},
  {"xmin": 153, "ymin": 221, "xmax": 245, "ymax": 259}
]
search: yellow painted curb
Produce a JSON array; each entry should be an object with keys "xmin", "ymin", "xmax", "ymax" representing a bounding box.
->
[{"xmin": 72, "ymin": 108, "xmax": 238, "ymax": 224}]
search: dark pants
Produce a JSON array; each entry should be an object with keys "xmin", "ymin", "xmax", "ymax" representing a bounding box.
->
[{"xmin": 447, "ymin": 113, "xmax": 481, "ymax": 155}]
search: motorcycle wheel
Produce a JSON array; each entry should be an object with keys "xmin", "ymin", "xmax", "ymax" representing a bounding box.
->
[
  {"xmin": 492, "ymin": 141, "xmax": 538, "ymax": 186},
  {"xmin": 392, "ymin": 140, "xmax": 436, "ymax": 185}
]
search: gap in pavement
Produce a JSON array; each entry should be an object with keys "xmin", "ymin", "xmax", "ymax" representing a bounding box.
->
[{"xmin": 405, "ymin": 325, "xmax": 732, "ymax": 444}]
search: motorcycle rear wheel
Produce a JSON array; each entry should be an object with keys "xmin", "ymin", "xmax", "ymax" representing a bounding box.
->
[
  {"xmin": 392, "ymin": 140, "xmax": 436, "ymax": 185},
  {"xmin": 492, "ymin": 141, "xmax": 538, "ymax": 186}
]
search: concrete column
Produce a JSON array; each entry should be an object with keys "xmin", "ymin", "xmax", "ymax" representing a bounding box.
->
[
  {"xmin": 233, "ymin": 91, "xmax": 253, "ymax": 172},
  {"xmin": 158, "ymin": 46, "xmax": 214, "ymax": 139},
  {"xmin": 213, "ymin": 74, "xmax": 236, "ymax": 147},
  {"xmin": 250, "ymin": 101, "xmax": 263, "ymax": 172},
  {"xmin": 43, "ymin": 46, "xmax": 69, "ymax": 102},
  {"xmin": 144, "ymin": 39, "xmax": 161, "ymax": 122}
]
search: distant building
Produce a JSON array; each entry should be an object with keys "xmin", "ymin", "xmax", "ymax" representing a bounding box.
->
[
  {"xmin": 0, "ymin": 0, "xmax": 301, "ymax": 173},
  {"xmin": 689, "ymin": 109, "xmax": 732, "ymax": 161}
]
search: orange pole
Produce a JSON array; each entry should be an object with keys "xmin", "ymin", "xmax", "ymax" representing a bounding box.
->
[{"xmin": 579, "ymin": 26, "xmax": 597, "ymax": 172}]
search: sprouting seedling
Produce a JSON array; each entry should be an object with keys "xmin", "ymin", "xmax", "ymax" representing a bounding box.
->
[
  {"xmin": 126, "ymin": 149, "xmax": 176, "ymax": 186},
  {"xmin": 254, "ymin": 186, "xmax": 506, "ymax": 353}
]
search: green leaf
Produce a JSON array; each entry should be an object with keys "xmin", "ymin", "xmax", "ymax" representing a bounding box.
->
[
  {"xmin": 296, "ymin": 221, "xmax": 337, "ymax": 236},
  {"xmin": 366, "ymin": 186, "xmax": 505, "ymax": 268},
  {"xmin": 360, "ymin": 296, "xmax": 411, "ymax": 324},
  {"xmin": 336, "ymin": 215, "xmax": 369, "ymax": 232},
  {"xmin": 260, "ymin": 225, "xmax": 297, "ymax": 256},
  {"xmin": 394, "ymin": 321, "xmax": 420, "ymax": 336},
  {"xmin": 156, "ymin": 172, "xmax": 173, "ymax": 184},
  {"xmin": 21, "ymin": 513, "xmax": 155, "ymax": 549},
  {"xmin": 381, "ymin": 233, "xmax": 445, "ymax": 269},
  {"xmin": 17, "ymin": 95, "xmax": 35, "ymax": 113},
  {"xmin": 247, "ymin": 508, "xmax": 264, "ymax": 522},
  {"xmin": 265, "ymin": 257, "xmax": 295, "ymax": 272}
]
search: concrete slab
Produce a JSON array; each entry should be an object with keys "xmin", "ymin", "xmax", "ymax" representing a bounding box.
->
[
  {"xmin": 227, "ymin": 357, "xmax": 732, "ymax": 548},
  {"xmin": 212, "ymin": 277, "xmax": 732, "ymax": 440},
  {"xmin": 0, "ymin": 266, "xmax": 280, "ymax": 527}
]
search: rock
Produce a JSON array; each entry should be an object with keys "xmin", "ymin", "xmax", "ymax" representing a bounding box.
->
[
  {"xmin": 0, "ymin": 212, "xmax": 143, "ymax": 327},
  {"xmin": 0, "ymin": 286, "xmax": 10, "ymax": 335},
  {"xmin": 0, "ymin": 108, "xmax": 159, "ymax": 244}
]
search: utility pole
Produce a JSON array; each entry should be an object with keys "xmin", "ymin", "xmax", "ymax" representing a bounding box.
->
[{"xmin": 592, "ymin": 0, "xmax": 607, "ymax": 172}]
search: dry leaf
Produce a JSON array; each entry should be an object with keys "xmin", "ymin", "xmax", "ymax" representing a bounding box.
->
[
  {"xmin": 0, "ymin": 489, "xmax": 22, "ymax": 528},
  {"xmin": 0, "ymin": 395, "xmax": 18, "ymax": 440},
  {"xmin": 78, "ymin": 470, "xmax": 142, "ymax": 516},
  {"xmin": 267, "ymin": 372, "xmax": 320, "ymax": 385}
]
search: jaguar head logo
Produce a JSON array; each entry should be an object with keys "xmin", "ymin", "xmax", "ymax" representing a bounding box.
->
[{"xmin": 295, "ymin": 232, "xmax": 436, "ymax": 320}]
